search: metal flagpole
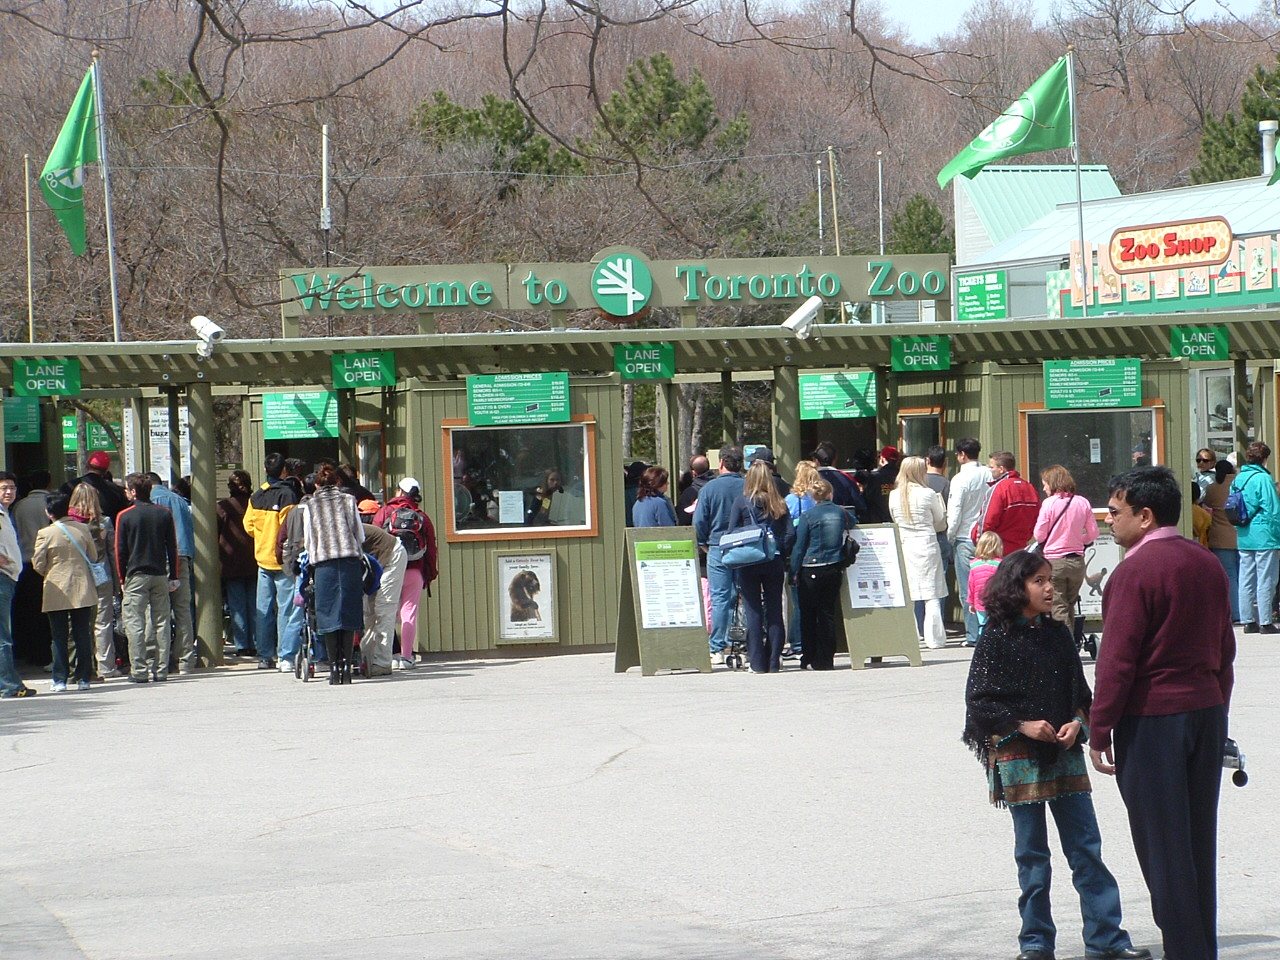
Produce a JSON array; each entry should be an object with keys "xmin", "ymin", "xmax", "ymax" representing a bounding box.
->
[
  {"xmin": 24, "ymin": 154, "xmax": 35, "ymax": 342},
  {"xmin": 321, "ymin": 123, "xmax": 333, "ymax": 336},
  {"xmin": 826, "ymin": 145, "xmax": 841, "ymax": 256},
  {"xmin": 91, "ymin": 53, "xmax": 124, "ymax": 341},
  {"xmin": 815, "ymin": 158, "xmax": 824, "ymax": 256},
  {"xmin": 1066, "ymin": 47, "xmax": 1089, "ymax": 319}
]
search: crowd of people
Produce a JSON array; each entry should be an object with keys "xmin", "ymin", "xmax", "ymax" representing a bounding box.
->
[{"xmin": 0, "ymin": 453, "xmax": 438, "ymax": 697}]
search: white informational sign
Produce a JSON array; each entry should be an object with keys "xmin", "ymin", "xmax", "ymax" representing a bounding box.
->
[
  {"xmin": 1077, "ymin": 528, "xmax": 1121, "ymax": 618},
  {"xmin": 634, "ymin": 541, "xmax": 703, "ymax": 629},
  {"xmin": 123, "ymin": 406, "xmax": 191, "ymax": 482},
  {"xmin": 845, "ymin": 527, "xmax": 907, "ymax": 609},
  {"xmin": 497, "ymin": 553, "xmax": 555, "ymax": 641},
  {"xmin": 497, "ymin": 490, "xmax": 525, "ymax": 525},
  {"xmin": 1089, "ymin": 438, "xmax": 1102, "ymax": 464}
]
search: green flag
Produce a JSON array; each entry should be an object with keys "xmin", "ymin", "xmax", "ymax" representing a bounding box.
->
[
  {"xmin": 937, "ymin": 57, "xmax": 1073, "ymax": 189},
  {"xmin": 40, "ymin": 67, "xmax": 98, "ymax": 255},
  {"xmin": 1269, "ymin": 141, "xmax": 1280, "ymax": 186}
]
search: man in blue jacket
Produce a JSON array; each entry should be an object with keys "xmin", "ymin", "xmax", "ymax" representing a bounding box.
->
[
  {"xmin": 1230, "ymin": 441, "xmax": 1280, "ymax": 633},
  {"xmin": 693, "ymin": 446, "xmax": 745, "ymax": 663}
]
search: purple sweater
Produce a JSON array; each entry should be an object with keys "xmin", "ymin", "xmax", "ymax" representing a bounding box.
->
[{"xmin": 1093, "ymin": 535, "xmax": 1236, "ymax": 751}]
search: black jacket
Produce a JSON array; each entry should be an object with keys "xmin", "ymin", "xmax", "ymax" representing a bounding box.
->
[
  {"xmin": 115, "ymin": 500, "xmax": 178, "ymax": 580},
  {"xmin": 675, "ymin": 471, "xmax": 712, "ymax": 526},
  {"xmin": 62, "ymin": 472, "xmax": 129, "ymax": 521}
]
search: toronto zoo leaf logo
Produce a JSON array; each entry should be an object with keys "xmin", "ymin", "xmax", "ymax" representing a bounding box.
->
[
  {"xmin": 974, "ymin": 96, "xmax": 1035, "ymax": 154},
  {"xmin": 591, "ymin": 253, "xmax": 653, "ymax": 317},
  {"xmin": 44, "ymin": 166, "xmax": 86, "ymax": 204}
]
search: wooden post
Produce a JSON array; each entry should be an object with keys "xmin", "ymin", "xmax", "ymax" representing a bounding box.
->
[
  {"xmin": 720, "ymin": 370, "xmax": 735, "ymax": 445},
  {"xmin": 187, "ymin": 380, "xmax": 223, "ymax": 666},
  {"xmin": 772, "ymin": 364, "xmax": 800, "ymax": 481}
]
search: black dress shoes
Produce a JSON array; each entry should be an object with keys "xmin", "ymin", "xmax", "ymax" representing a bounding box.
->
[
  {"xmin": 1016, "ymin": 950, "xmax": 1054, "ymax": 960},
  {"xmin": 1085, "ymin": 949, "xmax": 1152, "ymax": 960}
]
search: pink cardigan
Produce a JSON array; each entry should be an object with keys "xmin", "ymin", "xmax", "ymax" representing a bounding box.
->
[{"xmin": 1033, "ymin": 493, "xmax": 1099, "ymax": 559}]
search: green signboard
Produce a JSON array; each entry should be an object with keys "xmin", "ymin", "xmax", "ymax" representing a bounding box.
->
[
  {"xmin": 798, "ymin": 371, "xmax": 877, "ymax": 419},
  {"xmin": 467, "ymin": 373, "xmax": 570, "ymax": 426},
  {"xmin": 87, "ymin": 421, "xmax": 121, "ymax": 450},
  {"xmin": 62, "ymin": 415, "xmax": 77, "ymax": 453},
  {"xmin": 955, "ymin": 270, "xmax": 1009, "ymax": 321},
  {"xmin": 593, "ymin": 253, "xmax": 654, "ymax": 317},
  {"xmin": 12, "ymin": 358, "xmax": 80, "ymax": 396},
  {"xmin": 1044, "ymin": 359, "xmax": 1142, "ymax": 410},
  {"xmin": 1170, "ymin": 325, "xmax": 1228, "ymax": 361},
  {"xmin": 891, "ymin": 336, "xmax": 951, "ymax": 372},
  {"xmin": 3, "ymin": 396, "xmax": 41, "ymax": 443},
  {"xmin": 614, "ymin": 343, "xmax": 675, "ymax": 381},
  {"xmin": 263, "ymin": 391, "xmax": 339, "ymax": 439},
  {"xmin": 332, "ymin": 350, "xmax": 395, "ymax": 388},
  {"xmin": 634, "ymin": 539, "xmax": 697, "ymax": 562}
]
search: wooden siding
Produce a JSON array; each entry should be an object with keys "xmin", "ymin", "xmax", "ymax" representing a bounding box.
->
[
  {"xmin": 894, "ymin": 365, "xmax": 986, "ymax": 454},
  {"xmin": 412, "ymin": 378, "xmax": 625, "ymax": 654}
]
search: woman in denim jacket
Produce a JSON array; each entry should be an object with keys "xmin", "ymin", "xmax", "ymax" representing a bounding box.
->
[{"xmin": 789, "ymin": 479, "xmax": 854, "ymax": 670}]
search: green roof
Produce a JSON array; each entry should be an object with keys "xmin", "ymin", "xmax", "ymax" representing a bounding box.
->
[{"xmin": 960, "ymin": 165, "xmax": 1120, "ymax": 248}]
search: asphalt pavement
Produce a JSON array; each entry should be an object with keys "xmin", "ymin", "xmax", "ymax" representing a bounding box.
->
[{"xmin": 1, "ymin": 635, "xmax": 1276, "ymax": 960}]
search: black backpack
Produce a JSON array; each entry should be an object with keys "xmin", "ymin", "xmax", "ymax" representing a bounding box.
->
[{"xmin": 382, "ymin": 506, "xmax": 428, "ymax": 561}]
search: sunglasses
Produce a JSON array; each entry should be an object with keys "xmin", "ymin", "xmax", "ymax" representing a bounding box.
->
[{"xmin": 1196, "ymin": 457, "xmax": 1215, "ymax": 463}]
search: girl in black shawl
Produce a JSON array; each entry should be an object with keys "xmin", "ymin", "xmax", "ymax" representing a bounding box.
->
[{"xmin": 962, "ymin": 550, "xmax": 1147, "ymax": 960}]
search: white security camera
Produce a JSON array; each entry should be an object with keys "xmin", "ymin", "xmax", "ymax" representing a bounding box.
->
[
  {"xmin": 195, "ymin": 340, "xmax": 214, "ymax": 360},
  {"xmin": 780, "ymin": 295, "xmax": 824, "ymax": 340},
  {"xmin": 190, "ymin": 315, "xmax": 226, "ymax": 343}
]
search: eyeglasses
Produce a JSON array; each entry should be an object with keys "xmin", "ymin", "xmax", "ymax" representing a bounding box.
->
[
  {"xmin": 1196, "ymin": 457, "xmax": 1215, "ymax": 464},
  {"xmin": 1106, "ymin": 505, "xmax": 1124, "ymax": 516}
]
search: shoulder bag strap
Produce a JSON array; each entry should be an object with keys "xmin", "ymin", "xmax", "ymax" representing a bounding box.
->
[{"xmin": 54, "ymin": 521, "xmax": 97, "ymax": 574}]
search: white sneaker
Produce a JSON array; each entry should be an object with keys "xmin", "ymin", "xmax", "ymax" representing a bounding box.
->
[
  {"xmin": 50, "ymin": 681, "xmax": 67, "ymax": 693},
  {"xmin": 77, "ymin": 681, "xmax": 92, "ymax": 691},
  {"xmin": 278, "ymin": 659, "xmax": 295, "ymax": 673},
  {"xmin": 709, "ymin": 651, "xmax": 726, "ymax": 665}
]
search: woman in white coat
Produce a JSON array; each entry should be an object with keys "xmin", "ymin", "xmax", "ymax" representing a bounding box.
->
[{"xmin": 889, "ymin": 456, "xmax": 948, "ymax": 648}]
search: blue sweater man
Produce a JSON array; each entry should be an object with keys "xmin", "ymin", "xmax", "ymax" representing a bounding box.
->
[{"xmin": 693, "ymin": 446, "xmax": 745, "ymax": 657}]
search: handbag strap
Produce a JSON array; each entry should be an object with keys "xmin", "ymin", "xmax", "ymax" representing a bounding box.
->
[
  {"xmin": 54, "ymin": 521, "xmax": 98, "ymax": 574},
  {"xmin": 1040, "ymin": 495, "xmax": 1073, "ymax": 545}
]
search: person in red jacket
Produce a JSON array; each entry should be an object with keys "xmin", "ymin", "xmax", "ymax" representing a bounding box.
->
[
  {"xmin": 372, "ymin": 478, "xmax": 438, "ymax": 669},
  {"xmin": 976, "ymin": 451, "xmax": 1040, "ymax": 556},
  {"xmin": 1093, "ymin": 466, "xmax": 1235, "ymax": 960}
]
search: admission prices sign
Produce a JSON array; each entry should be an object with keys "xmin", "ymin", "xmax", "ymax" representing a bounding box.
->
[
  {"xmin": 614, "ymin": 343, "xmax": 675, "ymax": 380},
  {"xmin": 332, "ymin": 350, "xmax": 395, "ymax": 388},
  {"xmin": 955, "ymin": 270, "xmax": 1008, "ymax": 321},
  {"xmin": 3, "ymin": 396, "xmax": 40, "ymax": 443},
  {"xmin": 13, "ymin": 358, "xmax": 80, "ymax": 396},
  {"xmin": 467, "ymin": 373, "xmax": 570, "ymax": 426},
  {"xmin": 1044, "ymin": 359, "xmax": 1142, "ymax": 410},
  {"xmin": 263, "ymin": 391, "xmax": 339, "ymax": 439},
  {"xmin": 1170, "ymin": 325, "xmax": 1228, "ymax": 361},
  {"xmin": 798, "ymin": 371, "xmax": 877, "ymax": 419},
  {"xmin": 891, "ymin": 336, "xmax": 950, "ymax": 372}
]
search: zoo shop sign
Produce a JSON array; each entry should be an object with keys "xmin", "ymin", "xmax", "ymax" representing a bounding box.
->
[{"xmin": 280, "ymin": 252, "xmax": 951, "ymax": 320}]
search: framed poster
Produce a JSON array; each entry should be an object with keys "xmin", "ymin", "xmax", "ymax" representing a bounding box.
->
[{"xmin": 497, "ymin": 552, "xmax": 556, "ymax": 643}]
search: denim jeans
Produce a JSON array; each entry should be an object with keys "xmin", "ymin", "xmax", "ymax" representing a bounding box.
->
[
  {"xmin": 255, "ymin": 567, "xmax": 303, "ymax": 663},
  {"xmin": 705, "ymin": 547, "xmax": 736, "ymax": 653},
  {"xmin": 224, "ymin": 576, "xmax": 256, "ymax": 653},
  {"xmin": 797, "ymin": 563, "xmax": 842, "ymax": 669},
  {"xmin": 1009, "ymin": 792, "xmax": 1133, "ymax": 956},
  {"xmin": 952, "ymin": 538, "xmax": 980, "ymax": 643},
  {"xmin": 0, "ymin": 575, "xmax": 24, "ymax": 695},
  {"xmin": 1210, "ymin": 548, "xmax": 1240, "ymax": 623},
  {"xmin": 49, "ymin": 606, "xmax": 95, "ymax": 685},
  {"xmin": 738, "ymin": 558, "xmax": 785, "ymax": 672},
  {"xmin": 1238, "ymin": 548, "xmax": 1279, "ymax": 626}
]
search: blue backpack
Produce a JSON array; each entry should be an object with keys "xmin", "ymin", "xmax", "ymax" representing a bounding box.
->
[{"xmin": 1225, "ymin": 477, "xmax": 1260, "ymax": 526}]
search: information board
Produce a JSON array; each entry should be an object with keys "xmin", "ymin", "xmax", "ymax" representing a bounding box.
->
[
  {"xmin": 614, "ymin": 343, "xmax": 675, "ymax": 381},
  {"xmin": 13, "ymin": 358, "xmax": 80, "ymax": 396},
  {"xmin": 332, "ymin": 350, "xmax": 396, "ymax": 388},
  {"xmin": 263, "ymin": 391, "xmax": 339, "ymax": 439},
  {"xmin": 839, "ymin": 524, "xmax": 922, "ymax": 670},
  {"xmin": 955, "ymin": 270, "xmax": 1008, "ymax": 321},
  {"xmin": 1170, "ymin": 325, "xmax": 1228, "ymax": 361},
  {"xmin": 1044, "ymin": 359, "xmax": 1142, "ymax": 410},
  {"xmin": 891, "ymin": 336, "xmax": 951, "ymax": 372},
  {"xmin": 87, "ymin": 421, "xmax": 122, "ymax": 450},
  {"xmin": 798, "ymin": 371, "xmax": 877, "ymax": 419},
  {"xmin": 3, "ymin": 396, "xmax": 40, "ymax": 443},
  {"xmin": 467, "ymin": 373, "xmax": 570, "ymax": 426},
  {"xmin": 634, "ymin": 539, "xmax": 703, "ymax": 629},
  {"xmin": 62, "ymin": 415, "xmax": 76, "ymax": 453},
  {"xmin": 615, "ymin": 528, "xmax": 709, "ymax": 676}
]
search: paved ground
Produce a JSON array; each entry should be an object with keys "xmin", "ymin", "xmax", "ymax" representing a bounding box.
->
[{"xmin": 1, "ymin": 635, "xmax": 1276, "ymax": 960}]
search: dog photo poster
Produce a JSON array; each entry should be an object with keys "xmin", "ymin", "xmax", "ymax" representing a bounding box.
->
[{"xmin": 497, "ymin": 553, "xmax": 556, "ymax": 641}]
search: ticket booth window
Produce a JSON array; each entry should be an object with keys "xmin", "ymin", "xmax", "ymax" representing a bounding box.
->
[
  {"xmin": 355, "ymin": 425, "xmax": 384, "ymax": 500},
  {"xmin": 899, "ymin": 408, "xmax": 942, "ymax": 456},
  {"xmin": 1022, "ymin": 405, "xmax": 1163, "ymax": 508},
  {"xmin": 442, "ymin": 417, "xmax": 598, "ymax": 541}
]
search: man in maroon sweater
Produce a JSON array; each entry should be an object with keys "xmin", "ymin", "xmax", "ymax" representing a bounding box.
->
[{"xmin": 1093, "ymin": 466, "xmax": 1235, "ymax": 960}]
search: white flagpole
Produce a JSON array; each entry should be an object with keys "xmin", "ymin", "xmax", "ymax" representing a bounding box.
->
[
  {"xmin": 1066, "ymin": 47, "xmax": 1089, "ymax": 319},
  {"xmin": 24, "ymin": 154, "xmax": 35, "ymax": 342},
  {"xmin": 91, "ymin": 53, "xmax": 124, "ymax": 342}
]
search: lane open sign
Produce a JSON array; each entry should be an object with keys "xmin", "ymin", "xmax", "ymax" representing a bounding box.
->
[
  {"xmin": 891, "ymin": 336, "xmax": 950, "ymax": 372},
  {"xmin": 614, "ymin": 343, "xmax": 675, "ymax": 381},
  {"xmin": 13, "ymin": 358, "xmax": 81, "ymax": 396},
  {"xmin": 1170, "ymin": 325, "xmax": 1228, "ymax": 361},
  {"xmin": 332, "ymin": 350, "xmax": 396, "ymax": 388}
]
